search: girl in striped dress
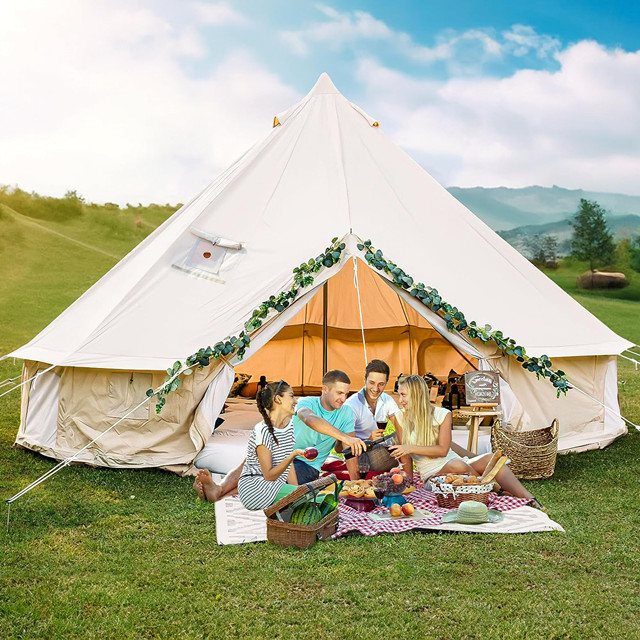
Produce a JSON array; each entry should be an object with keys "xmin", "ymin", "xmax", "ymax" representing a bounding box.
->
[{"xmin": 237, "ymin": 380, "xmax": 304, "ymax": 511}]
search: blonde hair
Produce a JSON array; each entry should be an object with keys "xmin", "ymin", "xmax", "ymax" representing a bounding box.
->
[{"xmin": 398, "ymin": 375, "xmax": 438, "ymax": 446}]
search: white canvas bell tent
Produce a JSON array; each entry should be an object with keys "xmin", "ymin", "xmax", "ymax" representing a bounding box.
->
[{"xmin": 10, "ymin": 73, "xmax": 632, "ymax": 473}]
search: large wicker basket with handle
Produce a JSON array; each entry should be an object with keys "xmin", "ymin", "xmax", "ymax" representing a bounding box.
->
[
  {"xmin": 491, "ymin": 419, "xmax": 559, "ymax": 479},
  {"xmin": 263, "ymin": 474, "xmax": 338, "ymax": 549}
]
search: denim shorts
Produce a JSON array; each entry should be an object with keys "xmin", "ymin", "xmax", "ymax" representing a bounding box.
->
[{"xmin": 293, "ymin": 458, "xmax": 320, "ymax": 484}]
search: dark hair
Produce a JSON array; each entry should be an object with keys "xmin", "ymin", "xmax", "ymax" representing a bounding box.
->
[
  {"xmin": 256, "ymin": 379, "xmax": 290, "ymax": 444},
  {"xmin": 365, "ymin": 359, "xmax": 390, "ymax": 380},
  {"xmin": 322, "ymin": 369, "xmax": 350, "ymax": 386}
]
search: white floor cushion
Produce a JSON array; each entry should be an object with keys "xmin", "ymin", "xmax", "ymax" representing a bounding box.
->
[{"xmin": 194, "ymin": 428, "xmax": 250, "ymax": 474}]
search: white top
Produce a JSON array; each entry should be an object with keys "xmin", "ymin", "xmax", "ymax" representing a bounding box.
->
[
  {"xmin": 345, "ymin": 389, "xmax": 400, "ymax": 440},
  {"xmin": 395, "ymin": 406, "xmax": 456, "ymax": 479}
]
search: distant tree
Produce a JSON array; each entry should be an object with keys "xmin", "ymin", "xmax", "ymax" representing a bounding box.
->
[
  {"xmin": 569, "ymin": 199, "xmax": 615, "ymax": 271},
  {"xmin": 64, "ymin": 190, "xmax": 85, "ymax": 203},
  {"xmin": 614, "ymin": 238, "xmax": 633, "ymax": 271},
  {"xmin": 630, "ymin": 235, "xmax": 640, "ymax": 273},
  {"xmin": 525, "ymin": 233, "xmax": 558, "ymax": 264}
]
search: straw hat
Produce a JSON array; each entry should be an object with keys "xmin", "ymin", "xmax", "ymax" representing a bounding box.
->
[{"xmin": 441, "ymin": 500, "xmax": 504, "ymax": 524}]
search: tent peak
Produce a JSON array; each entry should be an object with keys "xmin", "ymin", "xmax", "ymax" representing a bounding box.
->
[{"xmin": 310, "ymin": 72, "xmax": 340, "ymax": 96}]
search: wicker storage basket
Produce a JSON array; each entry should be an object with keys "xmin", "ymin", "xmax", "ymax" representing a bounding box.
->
[
  {"xmin": 264, "ymin": 474, "xmax": 339, "ymax": 549},
  {"xmin": 430, "ymin": 475, "xmax": 492, "ymax": 509},
  {"xmin": 491, "ymin": 419, "xmax": 559, "ymax": 480}
]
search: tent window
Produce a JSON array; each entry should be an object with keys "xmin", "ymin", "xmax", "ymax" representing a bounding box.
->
[{"xmin": 107, "ymin": 372, "xmax": 152, "ymax": 421}]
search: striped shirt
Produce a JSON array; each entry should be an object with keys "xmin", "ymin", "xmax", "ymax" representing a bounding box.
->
[{"xmin": 237, "ymin": 420, "xmax": 295, "ymax": 511}]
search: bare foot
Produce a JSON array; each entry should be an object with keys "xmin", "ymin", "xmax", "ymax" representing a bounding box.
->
[
  {"xmin": 195, "ymin": 468, "xmax": 222, "ymax": 503},
  {"xmin": 193, "ymin": 477, "xmax": 205, "ymax": 500}
]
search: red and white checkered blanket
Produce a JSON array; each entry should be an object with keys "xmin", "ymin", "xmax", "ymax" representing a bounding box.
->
[{"xmin": 334, "ymin": 481, "xmax": 529, "ymax": 538}]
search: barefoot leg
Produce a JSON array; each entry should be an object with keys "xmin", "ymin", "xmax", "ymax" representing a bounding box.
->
[
  {"xmin": 492, "ymin": 466, "xmax": 533, "ymax": 501},
  {"xmin": 195, "ymin": 469, "xmax": 224, "ymax": 503},
  {"xmin": 193, "ymin": 460, "xmax": 245, "ymax": 502},
  {"xmin": 193, "ymin": 477, "xmax": 205, "ymax": 500},
  {"xmin": 209, "ymin": 460, "xmax": 245, "ymax": 500},
  {"xmin": 469, "ymin": 454, "xmax": 533, "ymax": 501},
  {"xmin": 437, "ymin": 459, "xmax": 476, "ymax": 476}
]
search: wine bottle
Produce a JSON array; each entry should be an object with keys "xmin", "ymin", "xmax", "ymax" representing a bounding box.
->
[{"xmin": 342, "ymin": 434, "xmax": 390, "ymax": 459}]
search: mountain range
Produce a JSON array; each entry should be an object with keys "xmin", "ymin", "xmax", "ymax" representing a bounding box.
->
[{"xmin": 447, "ymin": 185, "xmax": 640, "ymax": 256}]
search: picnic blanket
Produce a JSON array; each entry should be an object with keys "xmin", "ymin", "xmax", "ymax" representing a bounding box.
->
[
  {"xmin": 213, "ymin": 478, "xmax": 563, "ymax": 544},
  {"xmin": 334, "ymin": 484, "xmax": 563, "ymax": 537}
]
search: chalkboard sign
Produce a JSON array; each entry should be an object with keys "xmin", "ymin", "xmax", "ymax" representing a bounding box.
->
[{"xmin": 464, "ymin": 371, "xmax": 500, "ymax": 404}]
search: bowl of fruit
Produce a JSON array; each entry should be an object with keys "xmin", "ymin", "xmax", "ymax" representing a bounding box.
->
[{"xmin": 372, "ymin": 468, "xmax": 414, "ymax": 506}]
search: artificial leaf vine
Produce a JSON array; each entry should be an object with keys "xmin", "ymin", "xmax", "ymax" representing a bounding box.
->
[
  {"xmin": 356, "ymin": 239, "xmax": 570, "ymax": 396},
  {"xmin": 148, "ymin": 237, "xmax": 347, "ymax": 412}
]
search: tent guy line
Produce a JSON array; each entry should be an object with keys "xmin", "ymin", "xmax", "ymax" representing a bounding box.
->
[
  {"xmin": 619, "ymin": 354, "xmax": 640, "ymax": 370},
  {"xmin": 4, "ymin": 363, "xmax": 192, "ymax": 522},
  {"xmin": 568, "ymin": 383, "xmax": 640, "ymax": 431},
  {"xmin": 0, "ymin": 365, "xmax": 56, "ymax": 400}
]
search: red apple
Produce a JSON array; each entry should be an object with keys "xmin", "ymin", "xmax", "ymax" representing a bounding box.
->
[
  {"xmin": 402, "ymin": 503, "xmax": 415, "ymax": 516},
  {"xmin": 391, "ymin": 473, "xmax": 404, "ymax": 485},
  {"xmin": 303, "ymin": 447, "xmax": 318, "ymax": 461},
  {"xmin": 389, "ymin": 503, "xmax": 403, "ymax": 517}
]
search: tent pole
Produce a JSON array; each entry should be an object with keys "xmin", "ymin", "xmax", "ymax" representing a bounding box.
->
[{"xmin": 322, "ymin": 281, "xmax": 328, "ymax": 375}]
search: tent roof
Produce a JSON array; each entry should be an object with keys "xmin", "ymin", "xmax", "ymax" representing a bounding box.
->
[{"xmin": 11, "ymin": 73, "xmax": 632, "ymax": 369}]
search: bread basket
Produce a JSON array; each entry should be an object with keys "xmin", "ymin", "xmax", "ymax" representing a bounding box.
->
[{"xmin": 430, "ymin": 475, "xmax": 492, "ymax": 509}]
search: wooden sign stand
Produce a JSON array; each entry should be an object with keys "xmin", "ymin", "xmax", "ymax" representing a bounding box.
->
[{"xmin": 457, "ymin": 403, "xmax": 502, "ymax": 454}]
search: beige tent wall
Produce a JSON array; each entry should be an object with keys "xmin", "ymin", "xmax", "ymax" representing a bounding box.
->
[
  {"xmin": 236, "ymin": 260, "xmax": 476, "ymax": 389},
  {"xmin": 491, "ymin": 354, "xmax": 626, "ymax": 451},
  {"xmin": 16, "ymin": 359, "xmax": 223, "ymax": 469}
]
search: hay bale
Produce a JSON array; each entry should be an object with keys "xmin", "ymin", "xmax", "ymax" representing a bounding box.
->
[{"xmin": 576, "ymin": 270, "xmax": 628, "ymax": 289}]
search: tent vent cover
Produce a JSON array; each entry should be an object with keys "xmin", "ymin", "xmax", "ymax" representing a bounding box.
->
[{"xmin": 172, "ymin": 229, "xmax": 244, "ymax": 282}]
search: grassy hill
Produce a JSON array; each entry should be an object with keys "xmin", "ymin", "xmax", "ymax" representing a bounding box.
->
[
  {"xmin": 0, "ymin": 193, "xmax": 176, "ymax": 355},
  {"xmin": 1, "ymin": 189, "xmax": 639, "ymax": 640}
]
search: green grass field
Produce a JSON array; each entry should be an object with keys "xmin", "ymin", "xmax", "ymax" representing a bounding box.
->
[{"xmin": 1, "ymin": 198, "xmax": 639, "ymax": 639}]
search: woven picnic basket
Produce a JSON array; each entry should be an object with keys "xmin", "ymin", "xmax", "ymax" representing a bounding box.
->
[
  {"xmin": 263, "ymin": 474, "xmax": 338, "ymax": 549},
  {"xmin": 491, "ymin": 419, "xmax": 559, "ymax": 479},
  {"xmin": 430, "ymin": 475, "xmax": 492, "ymax": 509}
]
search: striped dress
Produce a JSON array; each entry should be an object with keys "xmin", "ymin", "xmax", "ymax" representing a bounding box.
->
[{"xmin": 237, "ymin": 420, "xmax": 296, "ymax": 510}]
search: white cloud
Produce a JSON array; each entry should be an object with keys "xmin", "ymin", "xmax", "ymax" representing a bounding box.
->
[
  {"xmin": 192, "ymin": 1, "xmax": 249, "ymax": 26},
  {"xmin": 281, "ymin": 5, "xmax": 393, "ymax": 55},
  {"xmin": 0, "ymin": 0, "xmax": 296, "ymax": 204},
  {"xmin": 502, "ymin": 24, "xmax": 561, "ymax": 59},
  {"xmin": 280, "ymin": 5, "xmax": 503, "ymax": 71},
  {"xmin": 355, "ymin": 41, "xmax": 640, "ymax": 195}
]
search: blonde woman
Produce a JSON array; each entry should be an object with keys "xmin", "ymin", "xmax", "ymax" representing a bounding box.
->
[{"xmin": 388, "ymin": 375, "xmax": 544, "ymax": 508}]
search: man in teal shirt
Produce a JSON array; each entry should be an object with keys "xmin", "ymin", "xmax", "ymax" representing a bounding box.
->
[{"xmin": 293, "ymin": 370, "xmax": 365, "ymax": 483}]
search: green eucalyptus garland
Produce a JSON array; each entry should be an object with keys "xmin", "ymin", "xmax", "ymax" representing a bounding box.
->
[
  {"xmin": 356, "ymin": 239, "xmax": 570, "ymax": 396},
  {"xmin": 147, "ymin": 234, "xmax": 570, "ymax": 414},
  {"xmin": 148, "ymin": 237, "xmax": 347, "ymax": 413}
]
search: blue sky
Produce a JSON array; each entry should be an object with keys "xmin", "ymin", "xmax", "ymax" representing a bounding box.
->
[{"xmin": 1, "ymin": 1, "xmax": 639, "ymax": 203}]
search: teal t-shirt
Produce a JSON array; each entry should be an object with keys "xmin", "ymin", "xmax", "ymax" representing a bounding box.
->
[{"xmin": 292, "ymin": 396, "xmax": 355, "ymax": 470}]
